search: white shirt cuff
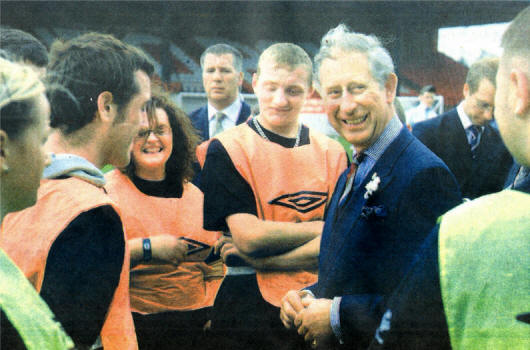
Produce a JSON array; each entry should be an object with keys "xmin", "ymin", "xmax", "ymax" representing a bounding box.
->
[{"xmin": 330, "ymin": 296, "xmax": 344, "ymax": 344}]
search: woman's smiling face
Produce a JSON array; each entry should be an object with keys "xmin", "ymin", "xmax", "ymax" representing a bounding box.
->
[{"xmin": 131, "ymin": 107, "xmax": 173, "ymax": 180}]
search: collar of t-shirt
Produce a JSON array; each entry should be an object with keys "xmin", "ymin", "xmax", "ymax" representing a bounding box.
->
[
  {"xmin": 131, "ymin": 173, "xmax": 183, "ymax": 198},
  {"xmin": 208, "ymin": 98, "xmax": 242, "ymax": 123},
  {"xmin": 247, "ymin": 118, "xmax": 310, "ymax": 148},
  {"xmin": 351, "ymin": 115, "xmax": 403, "ymax": 191}
]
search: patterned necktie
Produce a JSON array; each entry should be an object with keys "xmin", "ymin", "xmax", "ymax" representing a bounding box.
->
[
  {"xmin": 212, "ymin": 112, "xmax": 226, "ymax": 137},
  {"xmin": 467, "ymin": 125, "xmax": 482, "ymax": 153},
  {"xmin": 513, "ymin": 166, "xmax": 530, "ymax": 188},
  {"xmin": 340, "ymin": 152, "xmax": 365, "ymax": 204}
]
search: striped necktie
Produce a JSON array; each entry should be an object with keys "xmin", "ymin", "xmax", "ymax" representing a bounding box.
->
[
  {"xmin": 467, "ymin": 125, "xmax": 482, "ymax": 153},
  {"xmin": 212, "ymin": 112, "xmax": 226, "ymax": 137}
]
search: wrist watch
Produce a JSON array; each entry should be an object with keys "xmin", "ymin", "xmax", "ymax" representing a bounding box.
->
[{"xmin": 142, "ymin": 238, "xmax": 152, "ymax": 262}]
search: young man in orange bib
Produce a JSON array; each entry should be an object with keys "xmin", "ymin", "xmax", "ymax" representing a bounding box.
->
[
  {"xmin": 0, "ymin": 33, "xmax": 153, "ymax": 350},
  {"xmin": 199, "ymin": 43, "xmax": 347, "ymax": 350}
]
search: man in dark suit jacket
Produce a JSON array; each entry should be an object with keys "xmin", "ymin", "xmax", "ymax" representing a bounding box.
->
[
  {"xmin": 189, "ymin": 43, "xmax": 251, "ymax": 141},
  {"xmin": 413, "ymin": 58, "xmax": 513, "ymax": 199},
  {"xmin": 279, "ymin": 25, "xmax": 462, "ymax": 349}
]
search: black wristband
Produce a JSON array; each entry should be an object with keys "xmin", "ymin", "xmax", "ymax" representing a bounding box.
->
[{"xmin": 142, "ymin": 238, "xmax": 152, "ymax": 262}]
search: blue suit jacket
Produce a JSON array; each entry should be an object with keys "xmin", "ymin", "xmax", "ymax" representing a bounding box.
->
[
  {"xmin": 367, "ymin": 166, "xmax": 530, "ymax": 350},
  {"xmin": 189, "ymin": 101, "xmax": 252, "ymax": 141},
  {"xmin": 412, "ymin": 108, "xmax": 513, "ymax": 199},
  {"xmin": 311, "ymin": 127, "xmax": 462, "ymax": 347}
]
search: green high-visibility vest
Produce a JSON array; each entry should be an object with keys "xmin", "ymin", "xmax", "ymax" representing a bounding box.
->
[
  {"xmin": 0, "ymin": 248, "xmax": 74, "ymax": 349},
  {"xmin": 439, "ymin": 190, "xmax": 530, "ymax": 350}
]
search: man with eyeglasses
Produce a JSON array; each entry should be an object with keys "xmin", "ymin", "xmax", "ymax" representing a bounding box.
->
[{"xmin": 413, "ymin": 58, "xmax": 513, "ymax": 199}]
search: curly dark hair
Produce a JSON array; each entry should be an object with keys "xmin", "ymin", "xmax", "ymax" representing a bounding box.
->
[{"xmin": 124, "ymin": 86, "xmax": 200, "ymax": 187}]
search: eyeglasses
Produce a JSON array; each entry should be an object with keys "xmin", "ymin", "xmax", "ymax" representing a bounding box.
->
[
  {"xmin": 135, "ymin": 126, "xmax": 170, "ymax": 139},
  {"xmin": 474, "ymin": 98, "xmax": 493, "ymax": 112}
]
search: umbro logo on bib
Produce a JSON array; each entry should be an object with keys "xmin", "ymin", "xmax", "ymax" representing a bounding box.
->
[{"xmin": 269, "ymin": 191, "xmax": 328, "ymax": 213}]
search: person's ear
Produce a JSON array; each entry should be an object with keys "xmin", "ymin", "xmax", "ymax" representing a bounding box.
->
[
  {"xmin": 96, "ymin": 91, "xmax": 116, "ymax": 124},
  {"xmin": 238, "ymin": 71, "xmax": 244, "ymax": 87},
  {"xmin": 463, "ymin": 83, "xmax": 470, "ymax": 99},
  {"xmin": 252, "ymin": 72, "xmax": 258, "ymax": 91},
  {"xmin": 511, "ymin": 69, "xmax": 529, "ymax": 116},
  {"xmin": 0, "ymin": 130, "xmax": 10, "ymax": 175},
  {"xmin": 384, "ymin": 73, "xmax": 398, "ymax": 104}
]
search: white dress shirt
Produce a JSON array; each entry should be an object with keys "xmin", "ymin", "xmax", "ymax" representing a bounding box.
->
[{"xmin": 207, "ymin": 97, "xmax": 243, "ymax": 137}]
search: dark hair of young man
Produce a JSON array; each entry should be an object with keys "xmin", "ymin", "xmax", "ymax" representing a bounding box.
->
[
  {"xmin": 46, "ymin": 32, "xmax": 154, "ymax": 134},
  {"xmin": 0, "ymin": 27, "xmax": 49, "ymax": 67}
]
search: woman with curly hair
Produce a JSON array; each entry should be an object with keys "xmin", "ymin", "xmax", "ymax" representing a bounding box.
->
[{"xmin": 105, "ymin": 87, "xmax": 223, "ymax": 350}]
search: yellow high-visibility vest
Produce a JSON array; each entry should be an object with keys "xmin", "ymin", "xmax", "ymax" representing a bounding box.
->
[
  {"xmin": 0, "ymin": 248, "xmax": 74, "ymax": 349},
  {"xmin": 439, "ymin": 190, "xmax": 530, "ymax": 349}
]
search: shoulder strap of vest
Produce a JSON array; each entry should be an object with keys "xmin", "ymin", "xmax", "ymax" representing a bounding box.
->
[{"xmin": 0, "ymin": 248, "xmax": 74, "ymax": 349}]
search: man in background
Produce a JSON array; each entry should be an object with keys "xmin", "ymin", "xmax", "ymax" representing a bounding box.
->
[
  {"xmin": 189, "ymin": 43, "xmax": 251, "ymax": 141},
  {"xmin": 405, "ymin": 84, "xmax": 438, "ymax": 127},
  {"xmin": 413, "ymin": 58, "xmax": 513, "ymax": 199}
]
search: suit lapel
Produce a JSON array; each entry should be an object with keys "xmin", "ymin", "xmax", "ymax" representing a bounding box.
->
[
  {"xmin": 333, "ymin": 128, "xmax": 413, "ymax": 230},
  {"xmin": 447, "ymin": 112, "xmax": 472, "ymax": 158},
  {"xmin": 366, "ymin": 127, "xmax": 414, "ymax": 192},
  {"xmin": 199, "ymin": 107, "xmax": 210, "ymax": 140},
  {"xmin": 320, "ymin": 128, "xmax": 414, "ymax": 295},
  {"xmin": 236, "ymin": 102, "xmax": 251, "ymax": 125},
  {"xmin": 445, "ymin": 112, "xmax": 473, "ymax": 183}
]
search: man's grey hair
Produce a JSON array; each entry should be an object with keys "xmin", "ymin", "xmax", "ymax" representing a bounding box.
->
[
  {"xmin": 314, "ymin": 24, "xmax": 394, "ymax": 89},
  {"xmin": 200, "ymin": 43, "xmax": 243, "ymax": 73}
]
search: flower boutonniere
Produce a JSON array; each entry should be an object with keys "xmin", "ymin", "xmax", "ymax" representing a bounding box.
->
[{"xmin": 364, "ymin": 172, "xmax": 381, "ymax": 200}]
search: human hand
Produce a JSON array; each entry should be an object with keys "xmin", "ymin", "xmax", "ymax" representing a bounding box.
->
[
  {"xmin": 280, "ymin": 290, "xmax": 315, "ymax": 329},
  {"xmin": 214, "ymin": 234, "xmax": 233, "ymax": 255},
  {"xmin": 295, "ymin": 298, "xmax": 334, "ymax": 349},
  {"xmin": 151, "ymin": 235, "xmax": 187, "ymax": 265}
]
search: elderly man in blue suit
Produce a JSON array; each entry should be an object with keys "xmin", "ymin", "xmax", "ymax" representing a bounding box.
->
[
  {"xmin": 412, "ymin": 58, "xmax": 513, "ymax": 199},
  {"xmin": 279, "ymin": 25, "xmax": 462, "ymax": 349},
  {"xmin": 189, "ymin": 44, "xmax": 251, "ymax": 141}
]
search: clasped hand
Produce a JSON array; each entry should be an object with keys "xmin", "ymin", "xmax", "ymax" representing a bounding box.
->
[
  {"xmin": 280, "ymin": 290, "xmax": 334, "ymax": 349},
  {"xmin": 150, "ymin": 235, "xmax": 187, "ymax": 265},
  {"xmin": 214, "ymin": 234, "xmax": 265, "ymax": 267}
]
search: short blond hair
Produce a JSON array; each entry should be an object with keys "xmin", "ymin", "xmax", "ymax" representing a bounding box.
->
[
  {"xmin": 0, "ymin": 57, "xmax": 44, "ymax": 109},
  {"xmin": 0, "ymin": 57, "xmax": 45, "ymax": 138},
  {"xmin": 256, "ymin": 43, "xmax": 312, "ymax": 86}
]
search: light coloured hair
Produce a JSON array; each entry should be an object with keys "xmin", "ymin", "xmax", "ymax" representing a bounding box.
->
[
  {"xmin": 0, "ymin": 57, "xmax": 46, "ymax": 139},
  {"xmin": 501, "ymin": 6, "xmax": 530, "ymax": 58},
  {"xmin": 465, "ymin": 58, "xmax": 499, "ymax": 94},
  {"xmin": 0, "ymin": 57, "xmax": 44, "ymax": 109},
  {"xmin": 256, "ymin": 43, "xmax": 313, "ymax": 86},
  {"xmin": 314, "ymin": 24, "xmax": 394, "ymax": 89}
]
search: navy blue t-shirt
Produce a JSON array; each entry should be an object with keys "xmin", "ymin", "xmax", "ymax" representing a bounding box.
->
[{"xmin": 200, "ymin": 119, "xmax": 310, "ymax": 232}]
